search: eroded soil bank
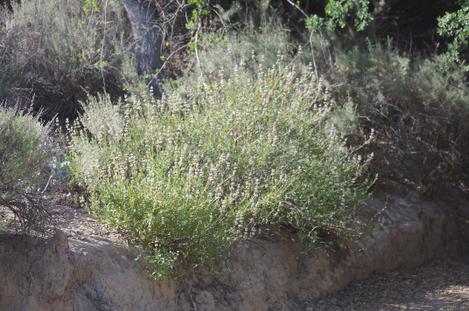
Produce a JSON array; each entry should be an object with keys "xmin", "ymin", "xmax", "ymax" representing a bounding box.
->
[{"xmin": 0, "ymin": 195, "xmax": 468, "ymax": 311}]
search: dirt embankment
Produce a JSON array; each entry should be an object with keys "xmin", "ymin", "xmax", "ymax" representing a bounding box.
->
[{"xmin": 0, "ymin": 196, "xmax": 467, "ymax": 311}]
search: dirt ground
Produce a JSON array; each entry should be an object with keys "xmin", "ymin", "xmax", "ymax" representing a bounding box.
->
[{"xmin": 307, "ymin": 258, "xmax": 469, "ymax": 311}]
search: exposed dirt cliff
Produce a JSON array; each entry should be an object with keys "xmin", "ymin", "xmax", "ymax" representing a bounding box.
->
[{"xmin": 0, "ymin": 196, "xmax": 467, "ymax": 310}]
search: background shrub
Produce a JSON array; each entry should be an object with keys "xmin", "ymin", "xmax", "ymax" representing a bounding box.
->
[
  {"xmin": 68, "ymin": 62, "xmax": 369, "ymax": 279},
  {"xmin": 0, "ymin": 0, "xmax": 136, "ymax": 121},
  {"xmin": 196, "ymin": 21, "xmax": 292, "ymax": 78},
  {"xmin": 324, "ymin": 43, "xmax": 469, "ymax": 193},
  {"xmin": 0, "ymin": 105, "xmax": 54, "ymax": 231},
  {"xmin": 163, "ymin": 20, "xmax": 294, "ymax": 97}
]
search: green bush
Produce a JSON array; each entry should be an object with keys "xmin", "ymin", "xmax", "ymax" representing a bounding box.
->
[
  {"xmin": 68, "ymin": 62, "xmax": 369, "ymax": 279},
  {"xmin": 0, "ymin": 0, "xmax": 136, "ymax": 120},
  {"xmin": 437, "ymin": 1, "xmax": 469, "ymax": 69},
  {"xmin": 165, "ymin": 20, "xmax": 294, "ymax": 96},
  {"xmin": 195, "ymin": 21, "xmax": 292, "ymax": 78},
  {"xmin": 326, "ymin": 42, "xmax": 469, "ymax": 192},
  {"xmin": 0, "ymin": 106, "xmax": 54, "ymax": 231}
]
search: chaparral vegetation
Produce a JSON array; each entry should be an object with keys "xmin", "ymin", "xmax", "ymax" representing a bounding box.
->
[{"xmin": 1, "ymin": 0, "xmax": 468, "ymax": 279}]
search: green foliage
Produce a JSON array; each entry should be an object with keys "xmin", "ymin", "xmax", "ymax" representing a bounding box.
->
[
  {"xmin": 68, "ymin": 62, "xmax": 369, "ymax": 279},
  {"xmin": 437, "ymin": 1, "xmax": 469, "ymax": 69},
  {"xmin": 186, "ymin": 0, "xmax": 209, "ymax": 30},
  {"xmin": 0, "ymin": 108, "xmax": 51, "ymax": 200},
  {"xmin": 82, "ymin": 0, "xmax": 101, "ymax": 16},
  {"xmin": 305, "ymin": 0, "xmax": 373, "ymax": 32},
  {"xmin": 327, "ymin": 42, "xmax": 469, "ymax": 192},
  {"xmin": 332, "ymin": 42, "xmax": 469, "ymax": 122},
  {"xmin": 165, "ymin": 20, "xmax": 294, "ymax": 102},
  {"xmin": 0, "ymin": 106, "xmax": 54, "ymax": 230},
  {"xmin": 191, "ymin": 21, "xmax": 292, "ymax": 78}
]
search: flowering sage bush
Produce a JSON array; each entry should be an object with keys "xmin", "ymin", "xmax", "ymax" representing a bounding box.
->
[{"xmin": 68, "ymin": 63, "xmax": 369, "ymax": 279}]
